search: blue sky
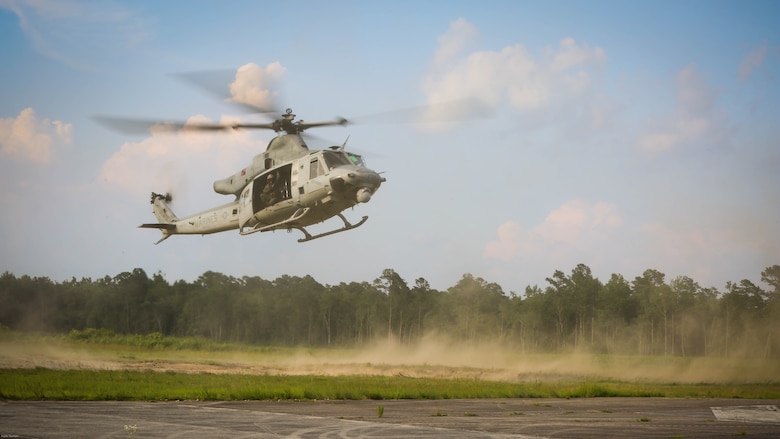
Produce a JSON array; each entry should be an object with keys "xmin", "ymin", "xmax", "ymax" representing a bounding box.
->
[{"xmin": 1, "ymin": 0, "xmax": 778, "ymax": 294}]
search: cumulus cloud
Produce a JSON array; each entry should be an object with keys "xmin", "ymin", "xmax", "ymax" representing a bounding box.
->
[
  {"xmin": 228, "ymin": 62, "xmax": 286, "ymax": 111},
  {"xmin": 483, "ymin": 196, "xmax": 776, "ymax": 288},
  {"xmin": 100, "ymin": 114, "xmax": 265, "ymax": 201},
  {"xmin": 101, "ymin": 62, "xmax": 288, "ymax": 202},
  {"xmin": 0, "ymin": 107, "xmax": 73, "ymax": 164},
  {"xmin": 484, "ymin": 198, "xmax": 623, "ymax": 263},
  {"xmin": 483, "ymin": 221, "xmax": 525, "ymax": 262},
  {"xmin": 636, "ymin": 64, "xmax": 730, "ymax": 153},
  {"xmin": 423, "ymin": 19, "xmax": 606, "ymax": 121},
  {"xmin": 738, "ymin": 41, "xmax": 767, "ymax": 81},
  {"xmin": 431, "ymin": 17, "xmax": 479, "ymax": 68},
  {"xmin": 535, "ymin": 199, "xmax": 622, "ymax": 245}
]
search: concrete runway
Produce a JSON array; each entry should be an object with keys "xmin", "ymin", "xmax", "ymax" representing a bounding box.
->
[{"xmin": 1, "ymin": 398, "xmax": 779, "ymax": 438}]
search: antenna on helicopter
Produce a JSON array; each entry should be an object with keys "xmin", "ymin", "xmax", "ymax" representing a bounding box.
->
[{"xmin": 339, "ymin": 135, "xmax": 350, "ymax": 151}]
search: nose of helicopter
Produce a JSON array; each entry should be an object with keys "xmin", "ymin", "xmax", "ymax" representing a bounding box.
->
[
  {"xmin": 330, "ymin": 167, "xmax": 385, "ymax": 203},
  {"xmin": 356, "ymin": 187, "xmax": 372, "ymax": 203}
]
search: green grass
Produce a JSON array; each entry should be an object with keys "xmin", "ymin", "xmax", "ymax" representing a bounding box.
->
[
  {"xmin": 1, "ymin": 368, "xmax": 779, "ymax": 401},
  {"xmin": 1, "ymin": 333, "xmax": 779, "ymax": 401}
]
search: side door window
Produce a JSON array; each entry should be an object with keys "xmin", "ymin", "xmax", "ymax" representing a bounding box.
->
[{"xmin": 310, "ymin": 158, "xmax": 324, "ymax": 179}]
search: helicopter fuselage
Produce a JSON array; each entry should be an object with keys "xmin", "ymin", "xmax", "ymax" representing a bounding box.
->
[{"xmin": 140, "ymin": 134, "xmax": 384, "ymax": 244}]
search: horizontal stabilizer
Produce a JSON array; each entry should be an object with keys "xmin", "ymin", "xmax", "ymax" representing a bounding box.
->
[{"xmin": 139, "ymin": 223, "xmax": 176, "ymax": 230}]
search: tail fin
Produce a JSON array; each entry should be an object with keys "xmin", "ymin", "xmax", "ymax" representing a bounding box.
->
[{"xmin": 139, "ymin": 192, "xmax": 178, "ymax": 244}]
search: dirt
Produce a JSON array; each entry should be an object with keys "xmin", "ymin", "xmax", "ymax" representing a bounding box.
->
[{"xmin": 2, "ymin": 337, "xmax": 778, "ymax": 383}]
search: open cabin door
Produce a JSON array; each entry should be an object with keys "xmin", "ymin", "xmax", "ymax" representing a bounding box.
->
[{"xmin": 238, "ymin": 164, "xmax": 294, "ymax": 231}]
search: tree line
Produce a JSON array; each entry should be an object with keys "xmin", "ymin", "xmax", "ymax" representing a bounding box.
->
[{"xmin": 1, "ymin": 264, "xmax": 778, "ymax": 358}]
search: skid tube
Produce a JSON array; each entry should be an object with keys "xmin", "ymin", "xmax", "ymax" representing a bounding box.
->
[{"xmin": 293, "ymin": 213, "xmax": 368, "ymax": 242}]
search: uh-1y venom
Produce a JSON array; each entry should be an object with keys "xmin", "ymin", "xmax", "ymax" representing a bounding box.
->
[{"xmin": 106, "ymin": 107, "xmax": 386, "ymax": 244}]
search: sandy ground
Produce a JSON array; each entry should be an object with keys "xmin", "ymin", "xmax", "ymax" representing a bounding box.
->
[
  {"xmin": 2, "ymin": 338, "xmax": 780, "ymax": 384},
  {"xmin": 3, "ymin": 339, "xmax": 780, "ymax": 438},
  {"xmin": 4, "ymin": 340, "xmax": 780, "ymax": 438}
]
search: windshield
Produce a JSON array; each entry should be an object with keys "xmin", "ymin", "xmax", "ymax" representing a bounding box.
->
[
  {"xmin": 346, "ymin": 152, "xmax": 366, "ymax": 167},
  {"xmin": 322, "ymin": 150, "xmax": 353, "ymax": 170}
]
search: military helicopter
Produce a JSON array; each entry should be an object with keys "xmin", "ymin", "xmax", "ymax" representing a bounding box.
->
[
  {"xmin": 101, "ymin": 104, "xmax": 385, "ymax": 244},
  {"xmin": 99, "ymin": 70, "xmax": 489, "ymax": 245}
]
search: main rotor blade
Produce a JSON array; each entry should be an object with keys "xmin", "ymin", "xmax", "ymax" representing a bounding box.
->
[
  {"xmin": 297, "ymin": 117, "xmax": 349, "ymax": 131},
  {"xmin": 94, "ymin": 116, "xmax": 275, "ymax": 135}
]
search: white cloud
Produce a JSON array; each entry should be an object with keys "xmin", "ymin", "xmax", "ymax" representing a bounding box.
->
[
  {"xmin": 535, "ymin": 199, "xmax": 622, "ymax": 244},
  {"xmin": 484, "ymin": 198, "xmax": 623, "ymax": 263},
  {"xmin": 483, "ymin": 221, "xmax": 524, "ymax": 262},
  {"xmin": 431, "ymin": 17, "xmax": 479, "ymax": 68},
  {"xmin": 100, "ymin": 114, "xmax": 265, "ymax": 202},
  {"xmin": 101, "ymin": 63, "xmax": 287, "ymax": 203},
  {"xmin": 636, "ymin": 64, "xmax": 730, "ymax": 152},
  {"xmin": 548, "ymin": 37, "xmax": 607, "ymax": 73},
  {"xmin": 228, "ymin": 62, "xmax": 286, "ymax": 111},
  {"xmin": 423, "ymin": 20, "xmax": 607, "ymax": 121},
  {"xmin": 738, "ymin": 41, "xmax": 767, "ymax": 81},
  {"xmin": 0, "ymin": 107, "xmax": 73, "ymax": 164}
]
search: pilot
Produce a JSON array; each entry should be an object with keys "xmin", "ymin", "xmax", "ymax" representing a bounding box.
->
[{"xmin": 260, "ymin": 174, "xmax": 280, "ymax": 206}]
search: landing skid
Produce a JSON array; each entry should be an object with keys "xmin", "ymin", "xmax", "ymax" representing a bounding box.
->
[
  {"xmin": 294, "ymin": 213, "xmax": 368, "ymax": 243},
  {"xmin": 240, "ymin": 209, "xmax": 368, "ymax": 242}
]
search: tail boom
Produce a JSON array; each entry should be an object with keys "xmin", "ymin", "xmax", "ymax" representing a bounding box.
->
[{"xmin": 139, "ymin": 192, "xmax": 240, "ymax": 244}]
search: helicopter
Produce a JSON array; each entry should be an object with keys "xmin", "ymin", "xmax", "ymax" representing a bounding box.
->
[
  {"xmin": 99, "ymin": 71, "xmax": 489, "ymax": 245},
  {"xmin": 103, "ymin": 105, "xmax": 385, "ymax": 244}
]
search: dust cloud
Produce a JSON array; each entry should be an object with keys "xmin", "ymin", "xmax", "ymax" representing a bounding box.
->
[{"xmin": 1, "ymin": 334, "xmax": 778, "ymax": 384}]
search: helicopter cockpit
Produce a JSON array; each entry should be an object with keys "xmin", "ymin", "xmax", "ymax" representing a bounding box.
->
[
  {"xmin": 323, "ymin": 148, "xmax": 366, "ymax": 168},
  {"xmin": 347, "ymin": 152, "xmax": 366, "ymax": 167}
]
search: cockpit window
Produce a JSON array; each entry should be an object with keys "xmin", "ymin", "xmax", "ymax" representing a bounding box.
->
[
  {"xmin": 322, "ymin": 150, "xmax": 353, "ymax": 169},
  {"xmin": 347, "ymin": 153, "xmax": 366, "ymax": 167}
]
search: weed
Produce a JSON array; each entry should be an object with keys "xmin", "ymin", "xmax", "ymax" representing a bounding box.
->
[
  {"xmin": 376, "ymin": 404, "xmax": 384, "ymax": 418},
  {"xmin": 124, "ymin": 424, "xmax": 137, "ymax": 439},
  {"xmin": 639, "ymin": 418, "xmax": 650, "ymax": 422}
]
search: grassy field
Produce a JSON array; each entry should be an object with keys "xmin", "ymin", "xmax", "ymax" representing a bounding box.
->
[
  {"xmin": 1, "ymin": 333, "xmax": 779, "ymax": 401},
  {"xmin": 3, "ymin": 368, "xmax": 779, "ymax": 401}
]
